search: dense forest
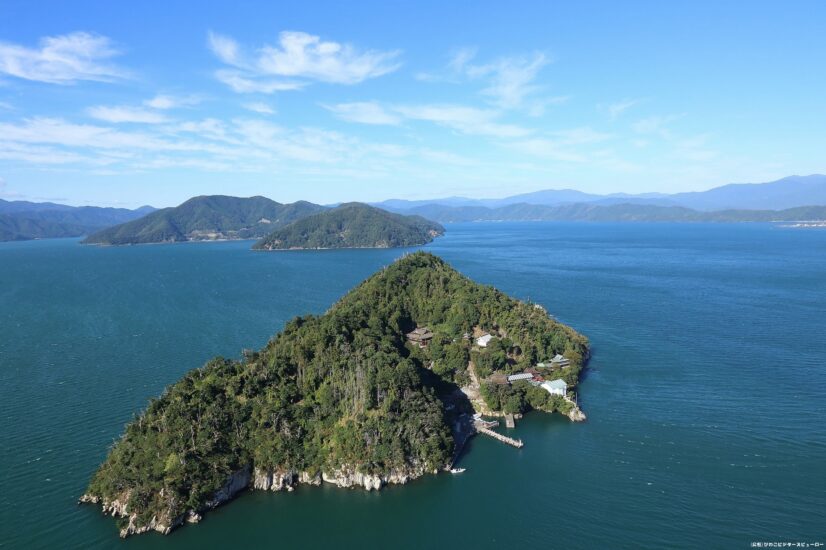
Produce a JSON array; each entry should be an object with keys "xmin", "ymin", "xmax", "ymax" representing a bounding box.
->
[
  {"xmin": 253, "ymin": 202, "xmax": 444, "ymax": 250},
  {"xmin": 82, "ymin": 196, "xmax": 326, "ymax": 245},
  {"xmin": 84, "ymin": 252, "xmax": 587, "ymax": 536}
]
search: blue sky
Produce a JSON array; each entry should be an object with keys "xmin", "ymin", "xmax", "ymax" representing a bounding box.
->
[{"xmin": 0, "ymin": 1, "xmax": 824, "ymax": 207}]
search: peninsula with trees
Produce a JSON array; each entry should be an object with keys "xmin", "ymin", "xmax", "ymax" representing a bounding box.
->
[
  {"xmin": 253, "ymin": 202, "xmax": 444, "ymax": 250},
  {"xmin": 82, "ymin": 195, "xmax": 326, "ymax": 245},
  {"xmin": 81, "ymin": 253, "xmax": 588, "ymax": 537}
]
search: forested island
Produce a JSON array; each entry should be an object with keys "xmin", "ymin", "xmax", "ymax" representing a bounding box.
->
[
  {"xmin": 82, "ymin": 196, "xmax": 325, "ymax": 245},
  {"xmin": 253, "ymin": 202, "xmax": 444, "ymax": 250},
  {"xmin": 81, "ymin": 253, "xmax": 588, "ymax": 537}
]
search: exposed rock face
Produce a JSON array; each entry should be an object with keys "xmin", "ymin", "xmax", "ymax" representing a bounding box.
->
[
  {"xmin": 252, "ymin": 468, "xmax": 299, "ymax": 491},
  {"xmin": 205, "ymin": 466, "xmax": 251, "ymax": 508},
  {"xmin": 80, "ymin": 466, "xmax": 252, "ymax": 538},
  {"xmin": 567, "ymin": 405, "xmax": 587, "ymax": 422},
  {"xmin": 252, "ymin": 464, "xmax": 425, "ymax": 492},
  {"xmin": 320, "ymin": 465, "xmax": 427, "ymax": 490},
  {"xmin": 79, "ymin": 492, "xmax": 182, "ymax": 538}
]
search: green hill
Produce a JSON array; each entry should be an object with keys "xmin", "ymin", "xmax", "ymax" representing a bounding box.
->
[
  {"xmin": 253, "ymin": 202, "xmax": 444, "ymax": 250},
  {"xmin": 82, "ymin": 252, "xmax": 588, "ymax": 537},
  {"xmin": 82, "ymin": 196, "xmax": 326, "ymax": 245}
]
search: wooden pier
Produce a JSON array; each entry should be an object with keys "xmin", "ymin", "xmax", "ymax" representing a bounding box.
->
[{"xmin": 474, "ymin": 419, "xmax": 524, "ymax": 448}]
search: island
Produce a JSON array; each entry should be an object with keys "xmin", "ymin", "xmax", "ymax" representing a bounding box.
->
[
  {"xmin": 253, "ymin": 202, "xmax": 445, "ymax": 250},
  {"xmin": 82, "ymin": 196, "xmax": 326, "ymax": 245},
  {"xmin": 81, "ymin": 252, "xmax": 589, "ymax": 537}
]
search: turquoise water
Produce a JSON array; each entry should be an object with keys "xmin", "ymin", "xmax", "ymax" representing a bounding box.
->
[{"xmin": 1, "ymin": 223, "xmax": 824, "ymax": 549}]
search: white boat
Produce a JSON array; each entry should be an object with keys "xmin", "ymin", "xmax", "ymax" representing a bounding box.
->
[{"xmin": 450, "ymin": 468, "xmax": 466, "ymax": 474}]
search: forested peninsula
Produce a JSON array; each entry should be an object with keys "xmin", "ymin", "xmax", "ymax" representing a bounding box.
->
[
  {"xmin": 81, "ymin": 253, "xmax": 588, "ymax": 537},
  {"xmin": 253, "ymin": 202, "xmax": 444, "ymax": 250},
  {"xmin": 82, "ymin": 196, "xmax": 325, "ymax": 245}
]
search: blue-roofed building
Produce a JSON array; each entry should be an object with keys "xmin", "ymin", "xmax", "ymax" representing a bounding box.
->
[{"xmin": 541, "ymin": 379, "xmax": 568, "ymax": 397}]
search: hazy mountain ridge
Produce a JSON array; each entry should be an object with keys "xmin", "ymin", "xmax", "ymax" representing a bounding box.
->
[
  {"xmin": 395, "ymin": 202, "xmax": 826, "ymax": 224},
  {"xmin": 0, "ymin": 201, "xmax": 156, "ymax": 242},
  {"xmin": 374, "ymin": 174, "xmax": 826, "ymax": 212}
]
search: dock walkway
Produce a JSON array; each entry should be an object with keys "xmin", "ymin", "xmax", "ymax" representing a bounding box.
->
[{"xmin": 474, "ymin": 419, "xmax": 524, "ymax": 448}]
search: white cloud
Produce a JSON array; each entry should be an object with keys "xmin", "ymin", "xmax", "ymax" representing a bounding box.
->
[
  {"xmin": 242, "ymin": 102, "xmax": 276, "ymax": 115},
  {"xmin": 422, "ymin": 48, "xmax": 555, "ymax": 113},
  {"xmin": 394, "ymin": 104, "xmax": 531, "ymax": 137},
  {"xmin": 173, "ymin": 118, "xmax": 237, "ymax": 143},
  {"xmin": 0, "ymin": 32, "xmax": 127, "ymax": 84},
  {"xmin": 87, "ymin": 106, "xmax": 169, "ymax": 124},
  {"xmin": 508, "ymin": 128, "xmax": 613, "ymax": 163},
  {"xmin": 207, "ymin": 32, "xmax": 241, "ymax": 65},
  {"xmin": 510, "ymin": 138, "xmax": 587, "ymax": 162},
  {"xmin": 632, "ymin": 114, "xmax": 682, "ymax": 137},
  {"xmin": 208, "ymin": 30, "xmax": 401, "ymax": 92},
  {"xmin": 552, "ymin": 127, "xmax": 613, "ymax": 145},
  {"xmin": 0, "ymin": 114, "xmax": 414, "ymax": 177},
  {"xmin": 603, "ymin": 98, "xmax": 640, "ymax": 119},
  {"xmin": 447, "ymin": 47, "xmax": 478, "ymax": 73},
  {"xmin": 144, "ymin": 94, "xmax": 201, "ymax": 110},
  {"xmin": 324, "ymin": 102, "xmax": 400, "ymax": 125},
  {"xmin": 469, "ymin": 52, "xmax": 549, "ymax": 109},
  {"xmin": 214, "ymin": 69, "xmax": 304, "ymax": 94},
  {"xmin": 673, "ymin": 134, "xmax": 718, "ymax": 162},
  {"xmin": 0, "ymin": 117, "xmax": 190, "ymax": 151},
  {"xmin": 327, "ymin": 101, "xmax": 532, "ymax": 138}
]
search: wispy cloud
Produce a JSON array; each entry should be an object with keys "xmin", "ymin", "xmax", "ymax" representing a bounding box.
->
[
  {"xmin": 87, "ymin": 105, "xmax": 169, "ymax": 124},
  {"xmin": 144, "ymin": 94, "xmax": 201, "ymax": 110},
  {"xmin": 395, "ymin": 104, "xmax": 531, "ymax": 137},
  {"xmin": 508, "ymin": 127, "xmax": 614, "ymax": 162},
  {"xmin": 632, "ymin": 114, "xmax": 683, "ymax": 138},
  {"xmin": 0, "ymin": 114, "xmax": 414, "ymax": 178},
  {"xmin": 468, "ymin": 52, "xmax": 549, "ymax": 110},
  {"xmin": 214, "ymin": 69, "xmax": 305, "ymax": 94},
  {"xmin": 324, "ymin": 102, "xmax": 400, "ymax": 125},
  {"xmin": 327, "ymin": 101, "xmax": 531, "ymax": 137},
  {"xmin": 419, "ymin": 48, "xmax": 558, "ymax": 115},
  {"xmin": 447, "ymin": 47, "xmax": 478, "ymax": 73},
  {"xmin": 0, "ymin": 32, "xmax": 127, "ymax": 84},
  {"xmin": 602, "ymin": 98, "xmax": 641, "ymax": 119},
  {"xmin": 242, "ymin": 102, "xmax": 276, "ymax": 115},
  {"xmin": 208, "ymin": 30, "xmax": 401, "ymax": 93}
]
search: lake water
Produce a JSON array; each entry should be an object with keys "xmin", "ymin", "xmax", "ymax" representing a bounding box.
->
[{"xmin": 1, "ymin": 222, "xmax": 824, "ymax": 549}]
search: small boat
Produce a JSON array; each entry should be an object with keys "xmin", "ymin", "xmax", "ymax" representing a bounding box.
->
[{"xmin": 450, "ymin": 468, "xmax": 466, "ymax": 474}]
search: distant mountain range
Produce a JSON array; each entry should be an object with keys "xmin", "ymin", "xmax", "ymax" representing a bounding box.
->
[
  {"xmin": 0, "ymin": 199, "xmax": 155, "ymax": 242},
  {"xmin": 253, "ymin": 203, "xmax": 444, "ymax": 250},
  {"xmin": 374, "ymin": 174, "xmax": 826, "ymax": 212},
  {"xmin": 3, "ymin": 174, "xmax": 826, "ymax": 243},
  {"xmin": 390, "ymin": 202, "xmax": 826, "ymax": 223},
  {"xmin": 82, "ymin": 196, "xmax": 325, "ymax": 245}
]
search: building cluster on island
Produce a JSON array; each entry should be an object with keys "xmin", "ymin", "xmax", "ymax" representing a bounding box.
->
[{"xmin": 405, "ymin": 326, "xmax": 572, "ymax": 398}]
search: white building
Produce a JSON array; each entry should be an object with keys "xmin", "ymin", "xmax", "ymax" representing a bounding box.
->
[
  {"xmin": 541, "ymin": 379, "xmax": 567, "ymax": 397},
  {"xmin": 476, "ymin": 334, "xmax": 493, "ymax": 347},
  {"xmin": 507, "ymin": 373, "xmax": 534, "ymax": 383},
  {"xmin": 550, "ymin": 354, "xmax": 571, "ymax": 368}
]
